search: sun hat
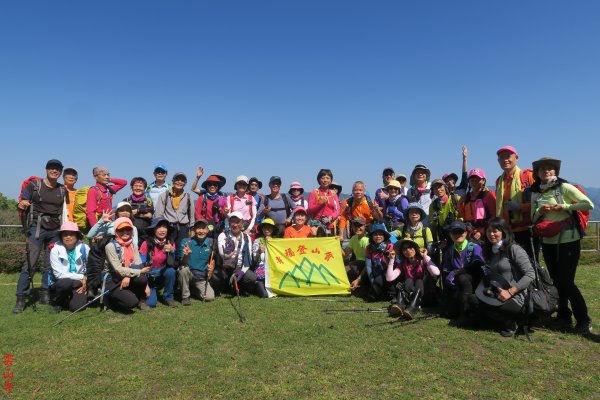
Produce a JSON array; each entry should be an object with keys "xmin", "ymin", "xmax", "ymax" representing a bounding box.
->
[
  {"xmin": 410, "ymin": 164, "xmax": 431, "ymax": 186},
  {"xmin": 351, "ymin": 217, "xmax": 367, "ymax": 226},
  {"xmin": 386, "ymin": 180, "xmax": 402, "ymax": 190},
  {"xmin": 288, "ymin": 182, "xmax": 304, "ymax": 195},
  {"xmin": 249, "ymin": 177, "xmax": 263, "ymax": 189},
  {"xmin": 329, "ymin": 182, "xmax": 342, "ymax": 193},
  {"xmin": 59, "ymin": 221, "xmax": 82, "ymax": 239},
  {"xmin": 368, "ymin": 223, "xmax": 391, "ymax": 241},
  {"xmin": 532, "ymin": 157, "xmax": 561, "ymax": 176},
  {"xmin": 394, "ymin": 238, "xmax": 421, "ymax": 254},
  {"xmin": 193, "ymin": 218, "xmax": 209, "ymax": 229},
  {"xmin": 201, "ymin": 175, "xmax": 226, "ymax": 190},
  {"xmin": 430, "ymin": 179, "xmax": 446, "ymax": 189},
  {"xmin": 404, "ymin": 202, "xmax": 426, "ymax": 221},
  {"xmin": 145, "ymin": 218, "xmax": 171, "ymax": 235}
]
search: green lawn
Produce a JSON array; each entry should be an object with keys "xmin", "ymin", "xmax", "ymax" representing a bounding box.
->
[{"xmin": 1, "ymin": 264, "xmax": 599, "ymax": 400}]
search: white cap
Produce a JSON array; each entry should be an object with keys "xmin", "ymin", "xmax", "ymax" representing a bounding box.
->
[
  {"xmin": 115, "ymin": 201, "xmax": 132, "ymax": 211},
  {"xmin": 235, "ymin": 175, "xmax": 249, "ymax": 185},
  {"xmin": 228, "ymin": 211, "xmax": 244, "ymax": 221}
]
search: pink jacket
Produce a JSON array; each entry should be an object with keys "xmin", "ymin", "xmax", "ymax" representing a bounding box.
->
[{"xmin": 307, "ymin": 188, "xmax": 340, "ymax": 222}]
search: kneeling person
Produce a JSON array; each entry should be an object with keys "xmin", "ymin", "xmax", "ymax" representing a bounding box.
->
[
  {"xmin": 179, "ymin": 219, "xmax": 216, "ymax": 304},
  {"xmin": 50, "ymin": 222, "xmax": 90, "ymax": 313}
]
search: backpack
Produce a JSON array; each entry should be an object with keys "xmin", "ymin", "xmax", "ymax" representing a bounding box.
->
[
  {"xmin": 73, "ymin": 186, "xmax": 114, "ymax": 233},
  {"xmin": 495, "ymin": 169, "xmax": 533, "ymax": 203},
  {"xmin": 196, "ymin": 193, "xmax": 224, "ymax": 223},
  {"xmin": 86, "ymin": 236, "xmax": 113, "ymax": 290},
  {"xmin": 229, "ymin": 194, "xmax": 254, "ymax": 220},
  {"xmin": 553, "ymin": 183, "xmax": 590, "ymax": 237},
  {"xmin": 19, "ymin": 177, "xmax": 67, "ymax": 233},
  {"xmin": 345, "ymin": 194, "xmax": 380, "ymax": 223},
  {"xmin": 263, "ymin": 194, "xmax": 292, "ymax": 218}
]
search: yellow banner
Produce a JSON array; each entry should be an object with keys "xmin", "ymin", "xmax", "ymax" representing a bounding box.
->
[{"xmin": 265, "ymin": 237, "xmax": 350, "ymax": 296}]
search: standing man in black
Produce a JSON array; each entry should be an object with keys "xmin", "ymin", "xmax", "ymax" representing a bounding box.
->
[{"xmin": 14, "ymin": 159, "xmax": 68, "ymax": 313}]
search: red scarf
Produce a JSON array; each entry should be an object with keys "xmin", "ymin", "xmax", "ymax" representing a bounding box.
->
[{"xmin": 115, "ymin": 234, "xmax": 134, "ymax": 268}]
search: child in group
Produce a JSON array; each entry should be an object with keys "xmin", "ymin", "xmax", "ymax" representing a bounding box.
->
[
  {"xmin": 252, "ymin": 218, "xmax": 277, "ymax": 298},
  {"xmin": 392, "ymin": 202, "xmax": 434, "ymax": 253},
  {"xmin": 226, "ymin": 175, "xmax": 257, "ymax": 235},
  {"xmin": 288, "ymin": 182, "xmax": 308, "ymax": 209},
  {"xmin": 139, "ymin": 218, "xmax": 178, "ymax": 308},
  {"xmin": 283, "ymin": 207, "xmax": 313, "ymax": 238},
  {"xmin": 387, "ymin": 239, "xmax": 440, "ymax": 319},
  {"xmin": 362, "ymin": 224, "xmax": 394, "ymax": 301},
  {"xmin": 179, "ymin": 219, "xmax": 216, "ymax": 304}
]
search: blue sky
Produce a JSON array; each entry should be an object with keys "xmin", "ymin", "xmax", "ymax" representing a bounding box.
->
[{"xmin": 1, "ymin": 1, "xmax": 599, "ymax": 199}]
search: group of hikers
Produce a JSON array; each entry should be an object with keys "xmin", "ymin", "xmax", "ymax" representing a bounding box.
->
[{"xmin": 12, "ymin": 144, "xmax": 594, "ymax": 337}]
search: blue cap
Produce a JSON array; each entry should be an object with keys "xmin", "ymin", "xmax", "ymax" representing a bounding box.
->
[{"xmin": 154, "ymin": 164, "xmax": 168, "ymax": 173}]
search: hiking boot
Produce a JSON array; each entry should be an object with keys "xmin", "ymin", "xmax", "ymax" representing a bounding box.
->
[
  {"xmin": 181, "ymin": 297, "xmax": 191, "ymax": 306},
  {"xmin": 165, "ymin": 299, "xmax": 179, "ymax": 308},
  {"xmin": 548, "ymin": 316, "xmax": 573, "ymax": 331},
  {"xmin": 574, "ymin": 320, "xmax": 592, "ymax": 335},
  {"xmin": 51, "ymin": 305, "xmax": 62, "ymax": 314},
  {"xmin": 12, "ymin": 296, "xmax": 26, "ymax": 314},
  {"xmin": 403, "ymin": 289, "xmax": 422, "ymax": 321},
  {"xmin": 500, "ymin": 320, "xmax": 518, "ymax": 338},
  {"xmin": 138, "ymin": 301, "xmax": 151, "ymax": 311},
  {"xmin": 389, "ymin": 303, "xmax": 404, "ymax": 317},
  {"xmin": 39, "ymin": 289, "xmax": 50, "ymax": 305}
]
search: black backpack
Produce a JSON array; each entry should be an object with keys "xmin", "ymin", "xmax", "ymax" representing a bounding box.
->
[{"xmin": 86, "ymin": 236, "xmax": 114, "ymax": 291}]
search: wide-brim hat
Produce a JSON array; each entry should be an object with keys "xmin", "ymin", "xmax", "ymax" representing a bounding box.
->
[
  {"xmin": 410, "ymin": 164, "xmax": 431, "ymax": 186},
  {"xmin": 329, "ymin": 182, "xmax": 342, "ymax": 193},
  {"xmin": 385, "ymin": 180, "xmax": 402, "ymax": 190},
  {"xmin": 249, "ymin": 177, "xmax": 263, "ymax": 189},
  {"xmin": 368, "ymin": 223, "xmax": 390, "ymax": 241},
  {"xmin": 145, "ymin": 218, "xmax": 172, "ymax": 235},
  {"xmin": 288, "ymin": 182, "xmax": 305, "ymax": 195},
  {"xmin": 202, "ymin": 175, "xmax": 226, "ymax": 190},
  {"xmin": 430, "ymin": 179, "xmax": 446, "ymax": 189},
  {"xmin": 475, "ymin": 272, "xmax": 512, "ymax": 307},
  {"xmin": 532, "ymin": 157, "xmax": 561, "ymax": 176},
  {"xmin": 394, "ymin": 238, "xmax": 420, "ymax": 254},
  {"xmin": 59, "ymin": 221, "xmax": 83, "ymax": 239},
  {"xmin": 404, "ymin": 202, "xmax": 426, "ymax": 221}
]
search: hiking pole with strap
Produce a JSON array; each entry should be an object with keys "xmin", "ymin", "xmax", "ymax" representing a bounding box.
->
[
  {"xmin": 233, "ymin": 276, "xmax": 246, "ymax": 323},
  {"xmin": 53, "ymin": 284, "xmax": 120, "ymax": 326},
  {"xmin": 21, "ymin": 211, "xmax": 37, "ymax": 312},
  {"xmin": 205, "ymin": 245, "xmax": 215, "ymax": 302},
  {"xmin": 324, "ymin": 307, "xmax": 388, "ymax": 313},
  {"xmin": 384, "ymin": 313, "xmax": 440, "ymax": 329}
]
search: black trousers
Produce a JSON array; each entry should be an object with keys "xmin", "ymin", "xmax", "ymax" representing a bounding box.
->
[
  {"xmin": 542, "ymin": 240, "xmax": 590, "ymax": 323},
  {"xmin": 211, "ymin": 268, "xmax": 258, "ymax": 296},
  {"xmin": 106, "ymin": 275, "xmax": 148, "ymax": 310},
  {"xmin": 51, "ymin": 278, "xmax": 87, "ymax": 312}
]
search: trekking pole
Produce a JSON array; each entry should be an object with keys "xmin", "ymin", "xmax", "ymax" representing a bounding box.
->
[
  {"xmin": 205, "ymin": 249, "xmax": 215, "ymax": 302},
  {"xmin": 384, "ymin": 313, "xmax": 440, "ymax": 329},
  {"xmin": 365, "ymin": 318, "xmax": 404, "ymax": 327},
  {"xmin": 21, "ymin": 212, "xmax": 37, "ymax": 312},
  {"xmin": 233, "ymin": 277, "xmax": 246, "ymax": 323},
  {"xmin": 324, "ymin": 307, "xmax": 388, "ymax": 313},
  {"xmin": 53, "ymin": 285, "xmax": 119, "ymax": 326}
]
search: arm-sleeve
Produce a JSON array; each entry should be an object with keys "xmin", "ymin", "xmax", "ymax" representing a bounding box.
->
[
  {"xmin": 386, "ymin": 258, "xmax": 401, "ymax": 282},
  {"xmin": 109, "ymin": 178, "xmax": 128, "ymax": 193},
  {"xmin": 457, "ymin": 171, "xmax": 468, "ymax": 190},
  {"xmin": 105, "ymin": 243, "xmax": 141, "ymax": 277},
  {"xmin": 511, "ymin": 245, "xmax": 535, "ymax": 291},
  {"xmin": 87, "ymin": 219, "xmax": 111, "ymax": 239},
  {"xmin": 562, "ymin": 183, "xmax": 594, "ymax": 212}
]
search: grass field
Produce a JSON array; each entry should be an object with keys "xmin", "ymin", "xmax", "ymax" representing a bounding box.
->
[{"xmin": 1, "ymin": 262, "xmax": 599, "ymax": 400}]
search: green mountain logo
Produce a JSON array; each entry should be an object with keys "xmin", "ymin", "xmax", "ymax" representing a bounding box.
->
[{"xmin": 278, "ymin": 257, "xmax": 341, "ymax": 289}]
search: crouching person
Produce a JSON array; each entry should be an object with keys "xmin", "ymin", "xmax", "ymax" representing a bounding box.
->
[
  {"xmin": 387, "ymin": 239, "xmax": 440, "ymax": 319},
  {"xmin": 214, "ymin": 212, "xmax": 259, "ymax": 296},
  {"xmin": 50, "ymin": 222, "xmax": 90, "ymax": 313},
  {"xmin": 104, "ymin": 217, "xmax": 150, "ymax": 311},
  {"xmin": 178, "ymin": 219, "xmax": 216, "ymax": 305},
  {"xmin": 140, "ymin": 218, "xmax": 178, "ymax": 308},
  {"xmin": 362, "ymin": 224, "xmax": 395, "ymax": 302}
]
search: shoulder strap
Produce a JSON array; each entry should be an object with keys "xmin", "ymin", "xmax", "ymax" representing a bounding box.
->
[
  {"xmin": 466, "ymin": 242, "xmax": 475, "ymax": 264},
  {"xmin": 281, "ymin": 194, "xmax": 291, "ymax": 217},
  {"xmin": 79, "ymin": 243, "xmax": 87, "ymax": 267}
]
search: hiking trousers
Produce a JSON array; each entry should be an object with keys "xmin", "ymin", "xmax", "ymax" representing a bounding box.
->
[
  {"xmin": 16, "ymin": 224, "xmax": 60, "ymax": 296},
  {"xmin": 542, "ymin": 240, "xmax": 590, "ymax": 324},
  {"xmin": 178, "ymin": 266, "xmax": 215, "ymax": 301},
  {"xmin": 106, "ymin": 275, "xmax": 148, "ymax": 310},
  {"xmin": 51, "ymin": 278, "xmax": 87, "ymax": 312}
]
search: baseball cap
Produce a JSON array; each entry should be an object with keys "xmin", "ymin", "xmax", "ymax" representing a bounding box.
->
[{"xmin": 46, "ymin": 159, "xmax": 64, "ymax": 170}]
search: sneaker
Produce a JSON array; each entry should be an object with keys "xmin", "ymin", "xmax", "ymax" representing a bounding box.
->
[
  {"xmin": 500, "ymin": 320, "xmax": 518, "ymax": 338},
  {"xmin": 574, "ymin": 320, "xmax": 592, "ymax": 335},
  {"xmin": 389, "ymin": 304, "xmax": 404, "ymax": 317},
  {"xmin": 165, "ymin": 299, "xmax": 180, "ymax": 308},
  {"xmin": 181, "ymin": 297, "xmax": 191, "ymax": 306},
  {"xmin": 138, "ymin": 301, "xmax": 151, "ymax": 311}
]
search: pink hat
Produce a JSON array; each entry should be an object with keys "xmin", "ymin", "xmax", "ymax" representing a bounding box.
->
[
  {"xmin": 468, "ymin": 168, "xmax": 486, "ymax": 180},
  {"xmin": 288, "ymin": 181, "xmax": 304, "ymax": 195},
  {"xmin": 293, "ymin": 206, "xmax": 307, "ymax": 215},
  {"xmin": 496, "ymin": 145, "xmax": 518, "ymax": 156},
  {"xmin": 59, "ymin": 221, "xmax": 82, "ymax": 238}
]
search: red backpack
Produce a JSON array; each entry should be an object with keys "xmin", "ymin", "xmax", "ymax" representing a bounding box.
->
[
  {"xmin": 18, "ymin": 176, "xmax": 43, "ymax": 219},
  {"xmin": 554, "ymin": 183, "xmax": 590, "ymax": 237}
]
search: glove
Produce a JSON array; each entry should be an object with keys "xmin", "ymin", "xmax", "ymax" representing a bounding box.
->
[
  {"xmin": 506, "ymin": 200, "xmax": 521, "ymax": 212},
  {"xmin": 229, "ymin": 270, "xmax": 245, "ymax": 285}
]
